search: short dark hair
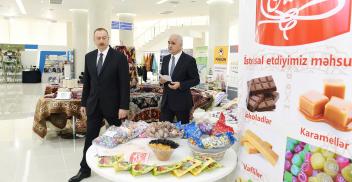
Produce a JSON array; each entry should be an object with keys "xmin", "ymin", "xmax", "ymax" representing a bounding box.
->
[{"xmin": 94, "ymin": 28, "xmax": 109, "ymax": 36}]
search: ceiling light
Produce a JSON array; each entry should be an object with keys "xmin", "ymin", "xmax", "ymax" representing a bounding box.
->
[
  {"xmin": 206, "ymin": 0, "xmax": 234, "ymax": 4},
  {"xmin": 116, "ymin": 13, "xmax": 137, "ymax": 17},
  {"xmin": 156, "ymin": 0, "xmax": 169, "ymax": 5},
  {"xmin": 16, "ymin": 0, "xmax": 26, "ymax": 14}
]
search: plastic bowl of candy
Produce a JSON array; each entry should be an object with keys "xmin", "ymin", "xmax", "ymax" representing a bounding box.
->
[
  {"xmin": 149, "ymin": 139, "xmax": 179, "ymax": 161},
  {"xmin": 188, "ymin": 140, "xmax": 232, "ymax": 161}
]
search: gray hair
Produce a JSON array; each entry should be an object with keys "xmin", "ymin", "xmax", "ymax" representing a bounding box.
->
[{"xmin": 169, "ymin": 34, "xmax": 183, "ymax": 47}]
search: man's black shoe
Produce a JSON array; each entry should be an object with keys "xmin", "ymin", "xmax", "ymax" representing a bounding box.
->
[{"xmin": 68, "ymin": 171, "xmax": 91, "ymax": 182}]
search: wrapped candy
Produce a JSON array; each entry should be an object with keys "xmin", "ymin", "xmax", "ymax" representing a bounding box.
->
[
  {"xmin": 316, "ymin": 173, "xmax": 333, "ymax": 182},
  {"xmin": 298, "ymin": 171, "xmax": 308, "ymax": 182},
  {"xmin": 292, "ymin": 154, "xmax": 303, "ymax": 167},
  {"xmin": 323, "ymin": 159, "xmax": 339, "ymax": 177},
  {"xmin": 305, "ymin": 153, "xmax": 312, "ymax": 163},
  {"xmin": 299, "ymin": 142, "xmax": 306, "ymax": 148},
  {"xmin": 299, "ymin": 151, "xmax": 308, "ymax": 161},
  {"xmin": 93, "ymin": 126, "xmax": 131, "ymax": 148},
  {"xmin": 311, "ymin": 153, "xmax": 325, "ymax": 170},
  {"xmin": 294, "ymin": 145, "xmax": 303, "ymax": 153},
  {"xmin": 121, "ymin": 121, "xmax": 149, "ymax": 139},
  {"xmin": 321, "ymin": 149, "xmax": 335, "ymax": 160},
  {"xmin": 308, "ymin": 176, "xmax": 318, "ymax": 182},
  {"xmin": 341, "ymin": 164, "xmax": 352, "ymax": 182},
  {"xmin": 211, "ymin": 113, "xmax": 234, "ymax": 135},
  {"xmin": 193, "ymin": 132, "xmax": 235, "ymax": 149},
  {"xmin": 284, "ymin": 160, "xmax": 292, "ymax": 171},
  {"xmin": 335, "ymin": 174, "xmax": 347, "ymax": 182},
  {"xmin": 301, "ymin": 162, "xmax": 313, "ymax": 177},
  {"xmin": 286, "ymin": 151, "xmax": 294, "ymax": 160},
  {"xmin": 336, "ymin": 156, "xmax": 350, "ymax": 172},
  {"xmin": 93, "ymin": 121, "xmax": 149, "ymax": 148},
  {"xmin": 198, "ymin": 122, "xmax": 213, "ymax": 135},
  {"xmin": 178, "ymin": 122, "xmax": 202, "ymax": 139},
  {"xmin": 304, "ymin": 145, "xmax": 311, "ymax": 153},
  {"xmin": 140, "ymin": 121, "xmax": 182, "ymax": 138},
  {"xmin": 284, "ymin": 171, "xmax": 293, "ymax": 182},
  {"xmin": 287, "ymin": 142, "xmax": 295, "ymax": 152},
  {"xmin": 291, "ymin": 164, "xmax": 300, "ymax": 176}
]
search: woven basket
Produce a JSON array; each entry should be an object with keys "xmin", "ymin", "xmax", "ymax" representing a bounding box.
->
[
  {"xmin": 188, "ymin": 142, "xmax": 231, "ymax": 161},
  {"xmin": 191, "ymin": 149, "xmax": 227, "ymax": 161}
]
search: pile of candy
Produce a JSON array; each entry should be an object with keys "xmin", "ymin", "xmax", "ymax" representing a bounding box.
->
[
  {"xmin": 177, "ymin": 113, "xmax": 236, "ymax": 150},
  {"xmin": 195, "ymin": 133, "xmax": 234, "ymax": 149},
  {"xmin": 140, "ymin": 121, "xmax": 182, "ymax": 138},
  {"xmin": 210, "ymin": 110, "xmax": 237, "ymax": 125},
  {"xmin": 284, "ymin": 138, "xmax": 352, "ymax": 182},
  {"xmin": 93, "ymin": 121, "xmax": 149, "ymax": 148},
  {"xmin": 122, "ymin": 120, "xmax": 149, "ymax": 139}
]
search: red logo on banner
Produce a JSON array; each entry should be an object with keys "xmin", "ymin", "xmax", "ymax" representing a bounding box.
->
[{"xmin": 256, "ymin": 0, "xmax": 351, "ymax": 46}]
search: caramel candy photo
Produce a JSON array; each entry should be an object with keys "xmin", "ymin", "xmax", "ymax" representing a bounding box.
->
[
  {"xmin": 299, "ymin": 90, "xmax": 329, "ymax": 118},
  {"xmin": 324, "ymin": 97, "xmax": 352, "ymax": 130},
  {"xmin": 299, "ymin": 79, "xmax": 352, "ymax": 131},
  {"xmin": 323, "ymin": 79, "xmax": 345, "ymax": 99}
]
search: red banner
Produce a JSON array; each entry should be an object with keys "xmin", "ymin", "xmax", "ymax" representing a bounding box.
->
[{"xmin": 256, "ymin": 0, "xmax": 351, "ymax": 46}]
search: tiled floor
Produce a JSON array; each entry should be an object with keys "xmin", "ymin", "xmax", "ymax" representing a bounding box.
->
[{"xmin": 0, "ymin": 83, "xmax": 236, "ymax": 182}]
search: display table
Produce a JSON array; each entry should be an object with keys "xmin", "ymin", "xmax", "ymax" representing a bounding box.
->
[
  {"xmin": 86, "ymin": 138, "xmax": 237, "ymax": 182},
  {"xmin": 129, "ymin": 85, "xmax": 213, "ymax": 122},
  {"xmin": 33, "ymin": 97, "xmax": 87, "ymax": 138},
  {"xmin": 22, "ymin": 70, "xmax": 41, "ymax": 83}
]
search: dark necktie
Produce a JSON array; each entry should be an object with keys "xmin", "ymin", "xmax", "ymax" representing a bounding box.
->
[
  {"xmin": 170, "ymin": 55, "xmax": 175, "ymax": 76},
  {"xmin": 97, "ymin": 53, "xmax": 103, "ymax": 75}
]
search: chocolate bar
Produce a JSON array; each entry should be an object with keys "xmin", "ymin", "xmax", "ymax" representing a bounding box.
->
[
  {"xmin": 248, "ymin": 76, "xmax": 277, "ymax": 95},
  {"xmin": 247, "ymin": 94, "xmax": 265, "ymax": 112},
  {"xmin": 246, "ymin": 76, "xmax": 279, "ymax": 112},
  {"xmin": 257, "ymin": 99, "xmax": 276, "ymax": 112},
  {"xmin": 264, "ymin": 92, "xmax": 279, "ymax": 103}
]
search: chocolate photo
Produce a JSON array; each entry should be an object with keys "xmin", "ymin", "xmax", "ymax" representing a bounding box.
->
[{"xmin": 247, "ymin": 75, "xmax": 279, "ymax": 112}]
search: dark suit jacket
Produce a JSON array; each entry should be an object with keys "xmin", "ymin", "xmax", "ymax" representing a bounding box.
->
[
  {"xmin": 81, "ymin": 47, "xmax": 130, "ymax": 118},
  {"xmin": 160, "ymin": 52, "xmax": 200, "ymax": 111}
]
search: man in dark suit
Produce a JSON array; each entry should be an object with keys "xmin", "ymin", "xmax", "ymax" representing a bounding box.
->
[
  {"xmin": 159, "ymin": 34, "xmax": 200, "ymax": 124},
  {"xmin": 69, "ymin": 28, "xmax": 130, "ymax": 182}
]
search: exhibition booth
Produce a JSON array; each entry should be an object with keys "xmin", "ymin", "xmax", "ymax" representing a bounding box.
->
[{"xmin": 1, "ymin": 0, "xmax": 352, "ymax": 182}]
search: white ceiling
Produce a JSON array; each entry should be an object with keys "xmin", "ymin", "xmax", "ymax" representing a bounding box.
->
[{"xmin": 0, "ymin": 0, "xmax": 237, "ymax": 22}]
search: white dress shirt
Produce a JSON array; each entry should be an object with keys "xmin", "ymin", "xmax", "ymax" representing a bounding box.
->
[
  {"xmin": 168, "ymin": 51, "xmax": 182, "ymax": 75},
  {"xmin": 96, "ymin": 46, "xmax": 109, "ymax": 66}
]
